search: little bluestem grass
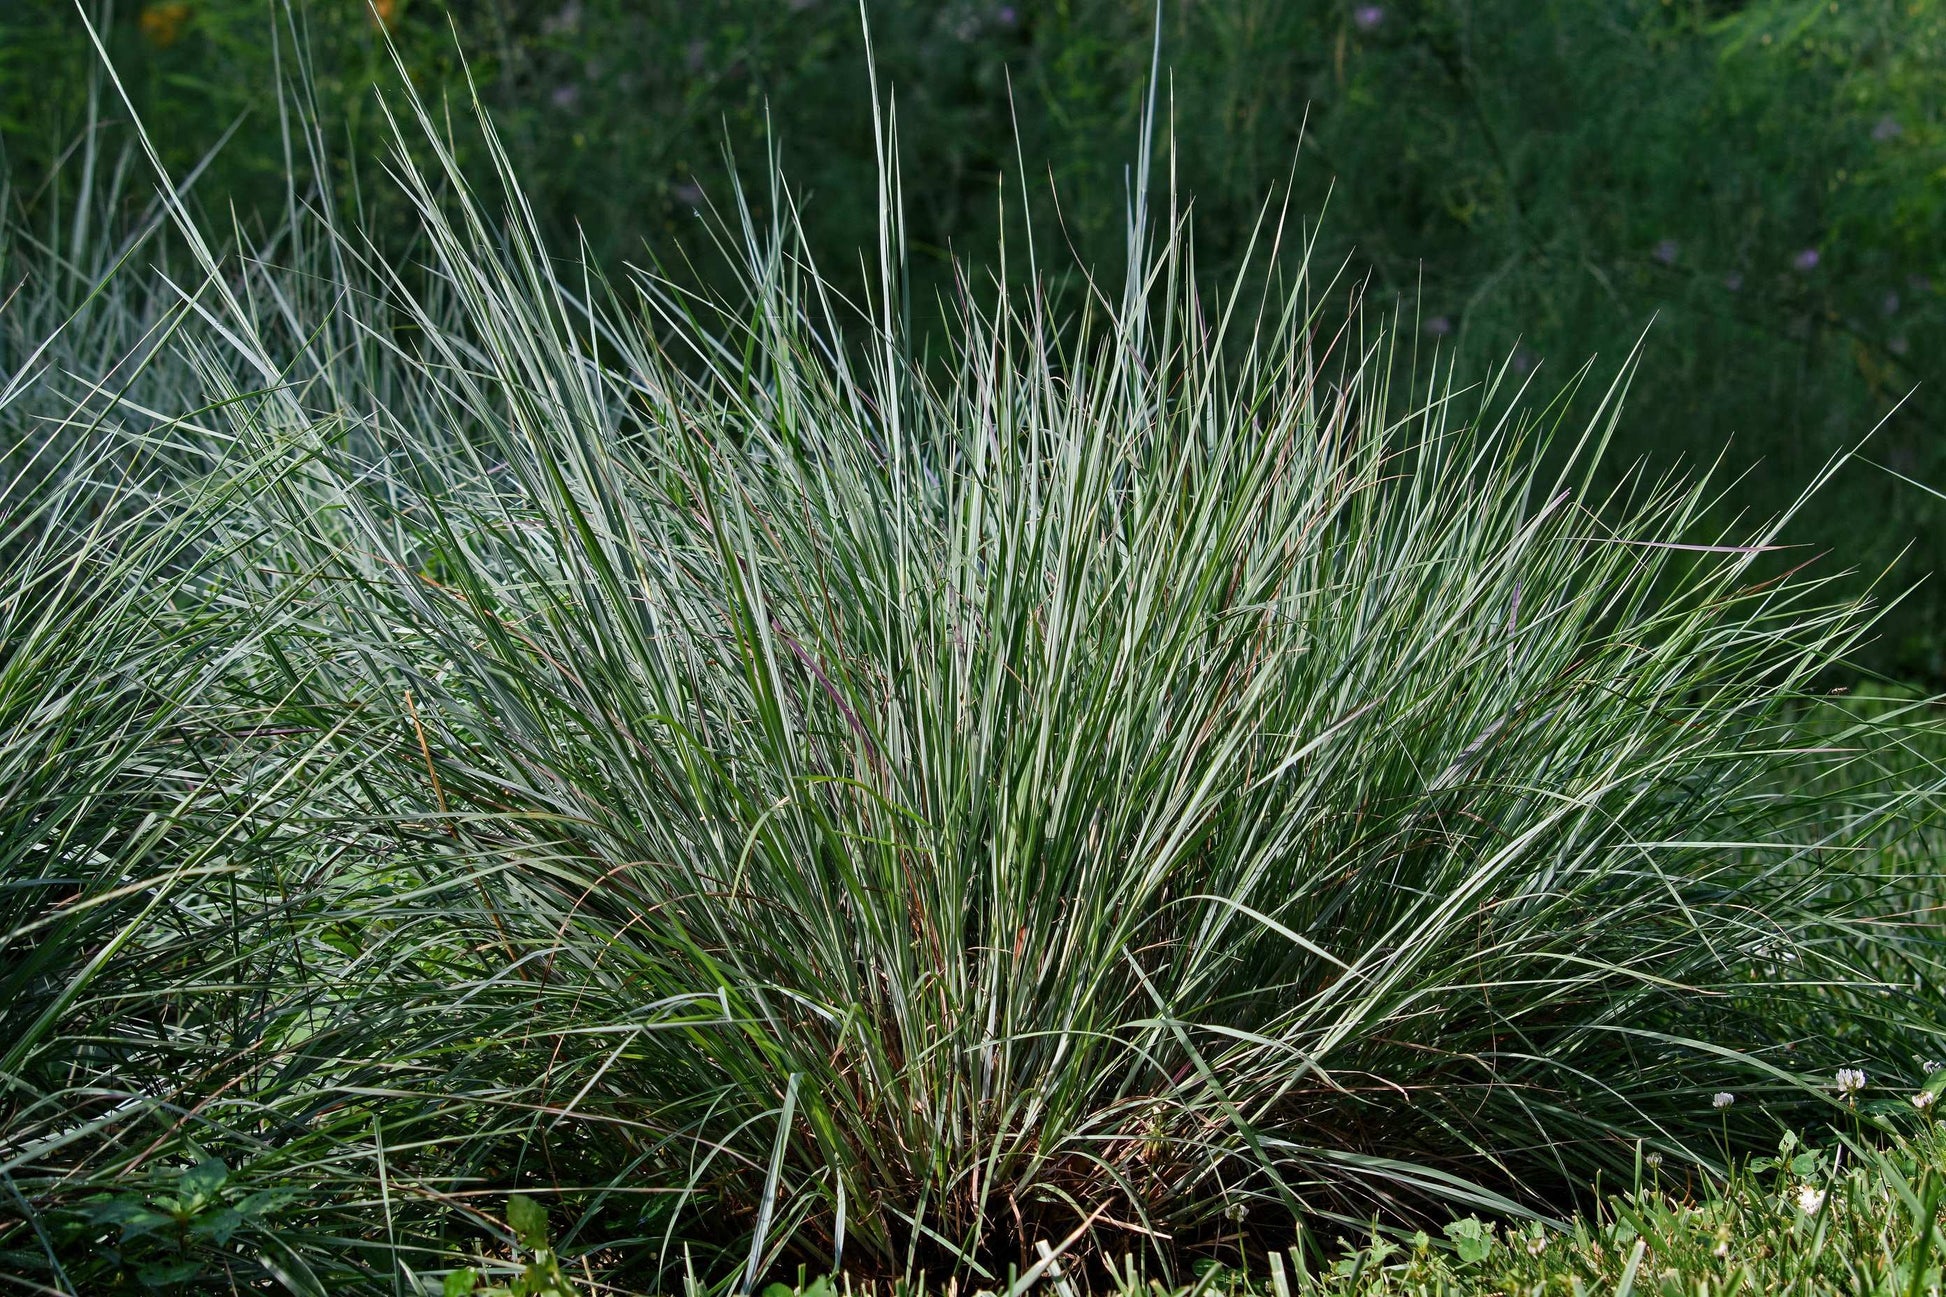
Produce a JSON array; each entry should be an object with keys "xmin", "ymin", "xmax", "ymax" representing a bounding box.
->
[{"xmin": 1, "ymin": 15, "xmax": 1943, "ymax": 1290}]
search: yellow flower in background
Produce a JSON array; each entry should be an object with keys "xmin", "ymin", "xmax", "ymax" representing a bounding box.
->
[
  {"xmin": 369, "ymin": 0, "xmax": 399, "ymax": 30},
  {"xmin": 139, "ymin": 2, "xmax": 192, "ymax": 48}
]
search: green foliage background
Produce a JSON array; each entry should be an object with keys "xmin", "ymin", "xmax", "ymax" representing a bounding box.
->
[{"xmin": 3, "ymin": 0, "xmax": 1944, "ymax": 671}]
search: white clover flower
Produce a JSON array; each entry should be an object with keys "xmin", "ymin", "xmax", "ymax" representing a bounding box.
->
[
  {"xmin": 1835, "ymin": 1068, "xmax": 1866, "ymax": 1098},
  {"xmin": 1645, "ymin": 1151, "xmax": 1663, "ymax": 1169},
  {"xmin": 1526, "ymin": 1234, "xmax": 1546, "ymax": 1256},
  {"xmin": 1914, "ymin": 1091, "xmax": 1937, "ymax": 1112},
  {"xmin": 1712, "ymin": 1092, "xmax": 1735, "ymax": 1109},
  {"xmin": 1923, "ymin": 1060, "xmax": 1942, "ymax": 1076},
  {"xmin": 1795, "ymin": 1185, "xmax": 1826, "ymax": 1213}
]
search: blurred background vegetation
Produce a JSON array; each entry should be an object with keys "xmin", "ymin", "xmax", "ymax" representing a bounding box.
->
[{"xmin": 3, "ymin": 0, "xmax": 1942, "ymax": 675}]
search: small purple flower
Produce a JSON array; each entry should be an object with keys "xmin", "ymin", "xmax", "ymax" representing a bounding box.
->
[
  {"xmin": 1723, "ymin": 272, "xmax": 1744, "ymax": 292},
  {"xmin": 672, "ymin": 180, "xmax": 705, "ymax": 207},
  {"xmin": 1354, "ymin": 4, "xmax": 1386, "ymax": 29},
  {"xmin": 996, "ymin": 5, "xmax": 1019, "ymax": 25},
  {"xmin": 1890, "ymin": 335, "xmax": 1910, "ymax": 356},
  {"xmin": 1872, "ymin": 115, "xmax": 1904, "ymax": 142},
  {"xmin": 1425, "ymin": 315, "xmax": 1453, "ymax": 337},
  {"xmin": 542, "ymin": 0, "xmax": 582, "ymax": 35},
  {"xmin": 1652, "ymin": 239, "xmax": 1680, "ymax": 266},
  {"xmin": 1883, "ymin": 290, "xmax": 1901, "ymax": 316},
  {"xmin": 685, "ymin": 38, "xmax": 708, "ymax": 74},
  {"xmin": 1512, "ymin": 347, "xmax": 1536, "ymax": 375},
  {"xmin": 1792, "ymin": 248, "xmax": 1821, "ymax": 273},
  {"xmin": 550, "ymin": 83, "xmax": 581, "ymax": 110}
]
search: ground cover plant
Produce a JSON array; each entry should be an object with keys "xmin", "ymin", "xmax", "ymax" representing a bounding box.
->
[
  {"xmin": 1, "ymin": 17, "xmax": 1944, "ymax": 1294},
  {"xmin": 1052, "ymin": 1115, "xmax": 1946, "ymax": 1296}
]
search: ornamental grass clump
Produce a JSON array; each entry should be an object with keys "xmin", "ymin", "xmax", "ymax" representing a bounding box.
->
[
  {"xmin": 2, "ymin": 25, "xmax": 1943, "ymax": 1291},
  {"xmin": 202, "ymin": 91, "xmax": 1940, "ymax": 1277}
]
